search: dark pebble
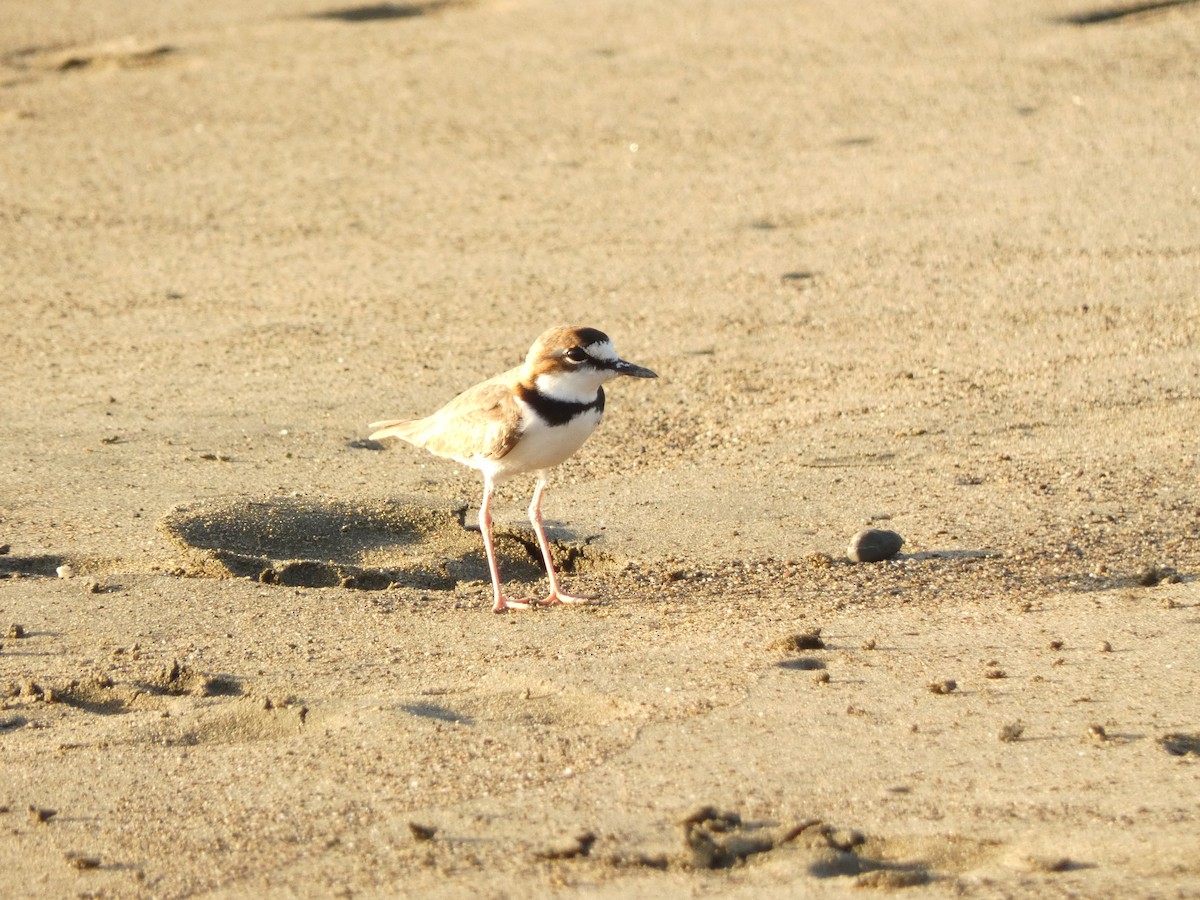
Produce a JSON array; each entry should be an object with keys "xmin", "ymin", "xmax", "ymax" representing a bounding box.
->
[
  {"xmin": 846, "ymin": 529, "xmax": 904, "ymax": 563},
  {"xmin": 408, "ymin": 822, "xmax": 437, "ymax": 841}
]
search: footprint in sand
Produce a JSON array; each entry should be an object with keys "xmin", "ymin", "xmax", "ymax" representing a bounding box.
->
[{"xmin": 4, "ymin": 37, "xmax": 185, "ymax": 74}]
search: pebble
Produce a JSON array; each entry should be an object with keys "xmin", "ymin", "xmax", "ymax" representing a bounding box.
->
[
  {"xmin": 1023, "ymin": 855, "xmax": 1073, "ymax": 873},
  {"xmin": 408, "ymin": 822, "xmax": 437, "ymax": 842},
  {"xmin": 846, "ymin": 529, "xmax": 904, "ymax": 563},
  {"xmin": 56, "ymin": 564, "xmax": 74, "ymax": 579},
  {"xmin": 28, "ymin": 805, "xmax": 57, "ymax": 824},
  {"xmin": 998, "ymin": 722, "xmax": 1025, "ymax": 743},
  {"xmin": 768, "ymin": 629, "xmax": 825, "ymax": 652},
  {"xmin": 1135, "ymin": 565, "xmax": 1165, "ymax": 587}
]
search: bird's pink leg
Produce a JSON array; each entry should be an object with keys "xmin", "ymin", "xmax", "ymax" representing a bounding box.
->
[
  {"xmin": 479, "ymin": 479, "xmax": 532, "ymax": 613},
  {"xmin": 528, "ymin": 475, "xmax": 594, "ymax": 606}
]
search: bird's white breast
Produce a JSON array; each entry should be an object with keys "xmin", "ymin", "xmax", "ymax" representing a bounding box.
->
[{"xmin": 494, "ymin": 400, "xmax": 603, "ymax": 479}]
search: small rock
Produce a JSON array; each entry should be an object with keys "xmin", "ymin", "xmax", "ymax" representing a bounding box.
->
[
  {"xmin": 1024, "ymin": 855, "xmax": 1073, "ymax": 873},
  {"xmin": 65, "ymin": 853, "xmax": 101, "ymax": 870},
  {"xmin": 768, "ymin": 629, "xmax": 825, "ymax": 652},
  {"xmin": 1096, "ymin": 640, "xmax": 1112, "ymax": 652},
  {"xmin": 408, "ymin": 822, "xmax": 437, "ymax": 842},
  {"xmin": 998, "ymin": 722, "xmax": 1025, "ymax": 743},
  {"xmin": 29, "ymin": 805, "xmax": 57, "ymax": 824},
  {"xmin": 846, "ymin": 529, "xmax": 904, "ymax": 563},
  {"xmin": 928, "ymin": 679, "xmax": 957, "ymax": 695},
  {"xmin": 1087, "ymin": 724, "xmax": 1108, "ymax": 743},
  {"xmin": 1135, "ymin": 565, "xmax": 1165, "ymax": 587},
  {"xmin": 6, "ymin": 624, "xmax": 25, "ymax": 639},
  {"xmin": 56, "ymin": 564, "xmax": 74, "ymax": 579}
]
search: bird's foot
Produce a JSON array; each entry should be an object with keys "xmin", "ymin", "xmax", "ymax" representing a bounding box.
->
[
  {"xmin": 493, "ymin": 596, "xmax": 537, "ymax": 613},
  {"xmin": 539, "ymin": 590, "xmax": 596, "ymax": 607}
]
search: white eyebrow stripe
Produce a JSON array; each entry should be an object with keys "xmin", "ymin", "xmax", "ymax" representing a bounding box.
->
[{"xmin": 587, "ymin": 339, "xmax": 618, "ymax": 361}]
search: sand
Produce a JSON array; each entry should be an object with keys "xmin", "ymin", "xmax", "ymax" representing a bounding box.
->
[{"xmin": 2, "ymin": 0, "xmax": 1199, "ymax": 895}]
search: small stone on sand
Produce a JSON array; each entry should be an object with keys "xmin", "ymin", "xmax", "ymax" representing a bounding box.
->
[{"xmin": 846, "ymin": 529, "xmax": 904, "ymax": 563}]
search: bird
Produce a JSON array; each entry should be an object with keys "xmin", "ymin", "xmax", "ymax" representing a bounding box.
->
[{"xmin": 369, "ymin": 325, "xmax": 657, "ymax": 613}]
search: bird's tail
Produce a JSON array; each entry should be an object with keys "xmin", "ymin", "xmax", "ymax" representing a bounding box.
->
[{"xmin": 368, "ymin": 419, "xmax": 423, "ymax": 443}]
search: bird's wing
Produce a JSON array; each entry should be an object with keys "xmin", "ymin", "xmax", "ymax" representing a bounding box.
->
[{"xmin": 372, "ymin": 369, "xmax": 524, "ymax": 463}]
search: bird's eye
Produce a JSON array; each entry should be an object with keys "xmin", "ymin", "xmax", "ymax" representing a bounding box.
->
[{"xmin": 564, "ymin": 347, "xmax": 588, "ymax": 363}]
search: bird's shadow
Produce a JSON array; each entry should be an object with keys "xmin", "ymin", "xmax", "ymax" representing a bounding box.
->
[{"xmin": 157, "ymin": 495, "xmax": 610, "ymax": 591}]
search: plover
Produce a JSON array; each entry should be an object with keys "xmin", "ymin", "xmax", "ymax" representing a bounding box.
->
[{"xmin": 370, "ymin": 325, "xmax": 656, "ymax": 612}]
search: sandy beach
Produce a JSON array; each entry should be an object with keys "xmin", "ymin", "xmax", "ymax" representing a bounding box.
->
[{"xmin": 2, "ymin": 0, "xmax": 1199, "ymax": 895}]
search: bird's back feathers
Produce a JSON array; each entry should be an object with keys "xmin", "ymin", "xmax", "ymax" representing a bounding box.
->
[{"xmin": 369, "ymin": 370, "xmax": 523, "ymax": 464}]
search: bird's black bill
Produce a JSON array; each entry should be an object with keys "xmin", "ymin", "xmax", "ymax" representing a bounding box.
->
[{"xmin": 614, "ymin": 359, "xmax": 657, "ymax": 378}]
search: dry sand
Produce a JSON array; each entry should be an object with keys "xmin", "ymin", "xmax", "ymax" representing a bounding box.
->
[{"xmin": 2, "ymin": 0, "xmax": 1200, "ymax": 896}]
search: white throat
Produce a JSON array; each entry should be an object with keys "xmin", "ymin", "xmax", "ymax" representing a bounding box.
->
[{"xmin": 534, "ymin": 368, "xmax": 612, "ymax": 403}]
